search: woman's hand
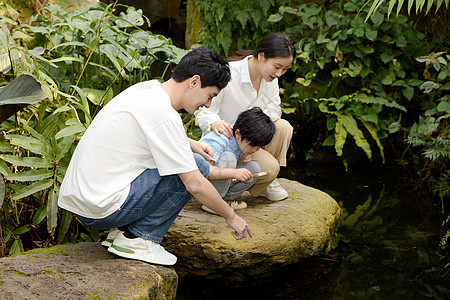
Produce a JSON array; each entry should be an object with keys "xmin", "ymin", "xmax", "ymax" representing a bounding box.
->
[
  {"xmin": 189, "ymin": 139, "xmax": 213, "ymax": 162},
  {"xmin": 233, "ymin": 168, "xmax": 253, "ymax": 182},
  {"xmin": 210, "ymin": 121, "xmax": 233, "ymax": 139}
]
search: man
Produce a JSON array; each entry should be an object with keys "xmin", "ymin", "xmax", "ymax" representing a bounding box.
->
[{"xmin": 58, "ymin": 46, "xmax": 253, "ymax": 266}]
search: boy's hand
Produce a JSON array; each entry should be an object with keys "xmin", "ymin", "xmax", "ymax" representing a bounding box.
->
[
  {"xmin": 238, "ymin": 154, "xmax": 252, "ymax": 163},
  {"xmin": 233, "ymin": 168, "xmax": 253, "ymax": 182},
  {"xmin": 210, "ymin": 121, "xmax": 233, "ymax": 139}
]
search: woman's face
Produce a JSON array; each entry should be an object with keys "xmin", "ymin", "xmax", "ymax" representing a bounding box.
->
[{"xmin": 258, "ymin": 53, "xmax": 293, "ymax": 82}]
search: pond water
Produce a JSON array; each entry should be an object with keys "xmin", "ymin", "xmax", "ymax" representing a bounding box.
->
[{"xmin": 176, "ymin": 163, "xmax": 449, "ymax": 299}]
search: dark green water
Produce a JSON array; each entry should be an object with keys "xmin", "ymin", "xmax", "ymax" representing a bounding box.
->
[{"xmin": 177, "ymin": 163, "xmax": 449, "ymax": 300}]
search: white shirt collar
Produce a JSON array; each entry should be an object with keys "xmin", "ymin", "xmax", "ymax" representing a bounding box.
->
[{"xmin": 240, "ymin": 55, "xmax": 253, "ymax": 84}]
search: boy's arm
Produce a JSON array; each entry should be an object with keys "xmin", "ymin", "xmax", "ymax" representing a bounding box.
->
[
  {"xmin": 178, "ymin": 170, "xmax": 253, "ymax": 240},
  {"xmin": 208, "ymin": 165, "xmax": 253, "ymax": 182}
]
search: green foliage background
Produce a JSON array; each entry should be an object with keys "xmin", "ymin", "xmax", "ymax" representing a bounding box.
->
[
  {"xmin": 0, "ymin": 0, "xmax": 448, "ymax": 261},
  {"xmin": 0, "ymin": 1, "xmax": 186, "ymax": 255}
]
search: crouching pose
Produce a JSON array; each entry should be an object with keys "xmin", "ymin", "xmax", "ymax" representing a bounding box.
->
[{"xmin": 58, "ymin": 46, "xmax": 253, "ymax": 266}]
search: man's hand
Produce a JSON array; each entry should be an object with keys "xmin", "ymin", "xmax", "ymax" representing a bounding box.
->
[
  {"xmin": 189, "ymin": 139, "xmax": 213, "ymax": 161},
  {"xmin": 233, "ymin": 168, "xmax": 253, "ymax": 182},
  {"xmin": 226, "ymin": 212, "xmax": 253, "ymax": 240},
  {"xmin": 210, "ymin": 121, "xmax": 233, "ymax": 139}
]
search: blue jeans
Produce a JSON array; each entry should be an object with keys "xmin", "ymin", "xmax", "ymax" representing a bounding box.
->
[
  {"xmin": 78, "ymin": 153, "xmax": 209, "ymax": 243},
  {"xmin": 211, "ymin": 151, "xmax": 261, "ymax": 200}
]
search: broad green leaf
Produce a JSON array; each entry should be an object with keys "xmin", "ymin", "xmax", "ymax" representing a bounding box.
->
[
  {"xmin": 55, "ymin": 124, "xmax": 86, "ymax": 140},
  {"xmin": 32, "ymin": 206, "xmax": 47, "ymax": 226},
  {"xmin": 334, "ymin": 117, "xmax": 347, "ymax": 156},
  {"xmin": 0, "ymin": 75, "xmax": 47, "ymax": 123},
  {"xmin": 80, "ymin": 232, "xmax": 93, "ymax": 242},
  {"xmin": 82, "ymin": 88, "xmax": 106, "ymax": 105},
  {"xmin": 12, "ymin": 225, "xmax": 30, "ymax": 235},
  {"xmin": 268, "ymin": 14, "xmax": 283, "ymax": 22},
  {"xmin": 47, "ymin": 187, "xmax": 58, "ymax": 236},
  {"xmin": 56, "ymin": 135, "xmax": 76, "ymax": 161},
  {"xmin": 0, "ymin": 159, "xmax": 10, "ymax": 176},
  {"xmin": 0, "ymin": 141, "xmax": 13, "ymax": 153},
  {"xmin": 0, "ymin": 155, "xmax": 53, "ymax": 168},
  {"xmin": 362, "ymin": 120, "xmax": 385, "ymax": 163},
  {"xmin": 353, "ymin": 93, "xmax": 407, "ymax": 112},
  {"xmin": 340, "ymin": 114, "xmax": 372, "ymax": 159},
  {"xmin": 20, "ymin": 119, "xmax": 47, "ymax": 143},
  {"xmin": 322, "ymin": 135, "xmax": 336, "ymax": 146},
  {"xmin": 9, "ymin": 239, "xmax": 24, "ymax": 255},
  {"xmin": 57, "ymin": 210, "xmax": 72, "ymax": 244},
  {"xmin": 12, "ymin": 179, "xmax": 52, "ymax": 200},
  {"xmin": 6, "ymin": 169, "xmax": 53, "ymax": 182},
  {"xmin": 6, "ymin": 134, "xmax": 52, "ymax": 157},
  {"xmin": 402, "ymin": 86, "xmax": 414, "ymax": 100},
  {"xmin": 437, "ymin": 100, "xmax": 450, "ymax": 112}
]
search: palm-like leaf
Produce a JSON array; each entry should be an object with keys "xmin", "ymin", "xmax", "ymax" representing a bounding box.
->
[{"xmin": 0, "ymin": 74, "xmax": 47, "ymax": 123}]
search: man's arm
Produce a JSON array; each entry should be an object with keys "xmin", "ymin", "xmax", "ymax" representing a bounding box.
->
[
  {"xmin": 188, "ymin": 138, "xmax": 213, "ymax": 162},
  {"xmin": 178, "ymin": 170, "xmax": 253, "ymax": 240}
]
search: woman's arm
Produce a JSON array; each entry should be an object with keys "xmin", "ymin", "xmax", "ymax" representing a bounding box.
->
[{"xmin": 194, "ymin": 91, "xmax": 225, "ymax": 133}]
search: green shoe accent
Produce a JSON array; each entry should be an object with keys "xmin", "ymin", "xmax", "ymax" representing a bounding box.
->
[{"xmin": 110, "ymin": 244, "xmax": 135, "ymax": 254}]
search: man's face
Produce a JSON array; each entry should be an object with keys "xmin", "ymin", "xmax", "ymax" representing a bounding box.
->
[{"xmin": 185, "ymin": 83, "xmax": 220, "ymax": 114}]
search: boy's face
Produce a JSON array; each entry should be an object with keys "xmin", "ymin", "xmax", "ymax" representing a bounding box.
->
[
  {"xmin": 235, "ymin": 130, "xmax": 260, "ymax": 156},
  {"xmin": 184, "ymin": 76, "xmax": 220, "ymax": 114}
]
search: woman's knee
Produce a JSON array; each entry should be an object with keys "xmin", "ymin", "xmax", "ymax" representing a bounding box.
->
[{"xmin": 274, "ymin": 119, "xmax": 293, "ymax": 137}]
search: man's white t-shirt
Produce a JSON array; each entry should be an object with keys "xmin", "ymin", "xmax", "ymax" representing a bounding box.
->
[{"xmin": 58, "ymin": 80, "xmax": 197, "ymax": 218}]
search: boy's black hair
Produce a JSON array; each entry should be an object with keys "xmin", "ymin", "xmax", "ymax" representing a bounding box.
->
[
  {"xmin": 171, "ymin": 46, "xmax": 231, "ymax": 90},
  {"xmin": 233, "ymin": 107, "xmax": 275, "ymax": 147}
]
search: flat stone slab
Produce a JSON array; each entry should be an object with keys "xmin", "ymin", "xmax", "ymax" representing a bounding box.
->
[
  {"xmin": 0, "ymin": 242, "xmax": 177, "ymax": 300},
  {"xmin": 163, "ymin": 178, "xmax": 341, "ymax": 279}
]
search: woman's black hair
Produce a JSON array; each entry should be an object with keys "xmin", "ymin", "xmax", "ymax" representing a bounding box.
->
[
  {"xmin": 228, "ymin": 33, "xmax": 296, "ymax": 62},
  {"xmin": 233, "ymin": 107, "xmax": 275, "ymax": 147}
]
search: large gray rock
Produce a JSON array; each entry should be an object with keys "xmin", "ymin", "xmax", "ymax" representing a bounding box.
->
[
  {"xmin": 163, "ymin": 178, "xmax": 340, "ymax": 280},
  {"xmin": 0, "ymin": 242, "xmax": 177, "ymax": 300}
]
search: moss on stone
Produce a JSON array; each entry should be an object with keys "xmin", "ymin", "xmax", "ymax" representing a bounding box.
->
[
  {"xmin": 23, "ymin": 245, "xmax": 69, "ymax": 257},
  {"xmin": 13, "ymin": 270, "xmax": 31, "ymax": 277}
]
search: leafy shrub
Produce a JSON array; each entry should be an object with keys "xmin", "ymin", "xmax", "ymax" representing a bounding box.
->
[{"xmin": 0, "ymin": 1, "xmax": 185, "ymax": 255}]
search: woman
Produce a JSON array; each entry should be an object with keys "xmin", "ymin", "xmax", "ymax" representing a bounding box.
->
[{"xmin": 195, "ymin": 32, "xmax": 295, "ymax": 205}]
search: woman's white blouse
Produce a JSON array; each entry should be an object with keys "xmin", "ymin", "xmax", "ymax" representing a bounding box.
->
[{"xmin": 194, "ymin": 56, "xmax": 282, "ymax": 134}]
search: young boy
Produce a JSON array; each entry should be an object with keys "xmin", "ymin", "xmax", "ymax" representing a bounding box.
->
[
  {"xmin": 198, "ymin": 107, "xmax": 275, "ymax": 214},
  {"xmin": 58, "ymin": 46, "xmax": 253, "ymax": 266}
]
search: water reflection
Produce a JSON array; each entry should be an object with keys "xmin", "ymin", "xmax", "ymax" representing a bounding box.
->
[{"xmin": 177, "ymin": 164, "xmax": 449, "ymax": 299}]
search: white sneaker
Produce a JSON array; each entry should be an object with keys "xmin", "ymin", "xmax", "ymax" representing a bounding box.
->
[
  {"xmin": 202, "ymin": 200, "xmax": 247, "ymax": 215},
  {"xmin": 107, "ymin": 232, "xmax": 177, "ymax": 265},
  {"xmin": 101, "ymin": 228, "xmax": 121, "ymax": 247},
  {"xmin": 260, "ymin": 180, "xmax": 288, "ymax": 201}
]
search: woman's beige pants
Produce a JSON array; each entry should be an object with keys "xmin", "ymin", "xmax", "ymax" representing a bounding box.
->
[{"xmin": 248, "ymin": 119, "xmax": 293, "ymax": 197}]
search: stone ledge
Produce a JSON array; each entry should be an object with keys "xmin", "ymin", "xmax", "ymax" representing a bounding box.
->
[
  {"xmin": 164, "ymin": 178, "xmax": 341, "ymax": 280},
  {"xmin": 0, "ymin": 242, "xmax": 177, "ymax": 300}
]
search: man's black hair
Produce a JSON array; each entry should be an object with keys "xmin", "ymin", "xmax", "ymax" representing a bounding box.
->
[
  {"xmin": 233, "ymin": 107, "xmax": 275, "ymax": 147},
  {"xmin": 171, "ymin": 46, "xmax": 231, "ymax": 90}
]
